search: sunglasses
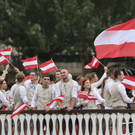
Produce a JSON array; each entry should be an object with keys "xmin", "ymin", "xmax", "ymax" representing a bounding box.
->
[{"xmin": 43, "ymin": 78, "xmax": 50, "ymax": 81}]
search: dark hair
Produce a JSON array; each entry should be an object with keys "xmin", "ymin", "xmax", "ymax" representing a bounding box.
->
[
  {"xmin": 42, "ymin": 74, "xmax": 50, "ymax": 78},
  {"xmin": 107, "ymin": 68, "xmax": 116, "ymax": 77},
  {"xmin": 76, "ymin": 75, "xmax": 83, "ymax": 82},
  {"xmin": 114, "ymin": 69, "xmax": 123, "ymax": 79},
  {"xmin": 81, "ymin": 78, "xmax": 91, "ymax": 92},
  {"xmin": 30, "ymin": 71, "xmax": 38, "ymax": 76},
  {"xmin": 89, "ymin": 72, "xmax": 97, "ymax": 81},
  {"xmin": 49, "ymin": 74, "xmax": 54, "ymax": 81},
  {"xmin": 7, "ymin": 82, "xmax": 14, "ymax": 89},
  {"xmin": 101, "ymin": 77, "xmax": 108, "ymax": 98},
  {"xmin": 84, "ymin": 73, "xmax": 91, "ymax": 80},
  {"xmin": 16, "ymin": 72, "xmax": 25, "ymax": 83},
  {"xmin": 0, "ymin": 80, "xmax": 5, "ymax": 85}
]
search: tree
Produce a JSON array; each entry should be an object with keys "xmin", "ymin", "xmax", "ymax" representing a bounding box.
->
[{"xmin": 1, "ymin": 0, "xmax": 135, "ymax": 75}]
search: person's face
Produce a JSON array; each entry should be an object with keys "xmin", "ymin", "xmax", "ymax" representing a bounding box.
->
[
  {"xmin": 84, "ymin": 80, "xmax": 91, "ymax": 89},
  {"xmin": 56, "ymin": 72, "xmax": 62, "ymax": 82},
  {"xmin": 119, "ymin": 71, "xmax": 125, "ymax": 81},
  {"xmin": 0, "ymin": 81, "xmax": 7, "ymax": 90},
  {"xmin": 61, "ymin": 69, "xmax": 69, "ymax": 80},
  {"xmin": 78, "ymin": 77, "xmax": 84, "ymax": 85},
  {"xmin": 42, "ymin": 77, "xmax": 50, "ymax": 85},
  {"xmin": 30, "ymin": 72, "xmax": 37, "ymax": 81},
  {"xmin": 91, "ymin": 74, "xmax": 99, "ymax": 83}
]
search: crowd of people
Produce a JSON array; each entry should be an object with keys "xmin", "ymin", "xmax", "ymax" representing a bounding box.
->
[{"xmin": 0, "ymin": 64, "xmax": 134, "ymax": 112}]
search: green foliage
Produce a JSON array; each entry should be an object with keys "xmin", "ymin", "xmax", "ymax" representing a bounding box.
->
[{"xmin": 0, "ymin": 0, "xmax": 135, "ymax": 65}]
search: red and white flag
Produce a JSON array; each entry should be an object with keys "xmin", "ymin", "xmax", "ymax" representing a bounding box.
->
[
  {"xmin": 23, "ymin": 56, "xmax": 38, "ymax": 70},
  {"xmin": 10, "ymin": 103, "xmax": 28, "ymax": 118},
  {"xmin": 77, "ymin": 91, "xmax": 97, "ymax": 100},
  {"xmin": 94, "ymin": 18, "xmax": 135, "ymax": 59},
  {"xmin": 45, "ymin": 95, "xmax": 64, "ymax": 106},
  {"xmin": 0, "ymin": 48, "xmax": 12, "ymax": 59},
  {"xmin": 39, "ymin": 59, "xmax": 57, "ymax": 74},
  {"xmin": 84, "ymin": 56, "xmax": 100, "ymax": 69},
  {"xmin": 0, "ymin": 53, "xmax": 8, "ymax": 65},
  {"xmin": 24, "ymin": 75, "xmax": 30, "ymax": 83},
  {"xmin": 1, "ymin": 106, "xmax": 8, "ymax": 110},
  {"xmin": 122, "ymin": 76, "xmax": 135, "ymax": 90}
]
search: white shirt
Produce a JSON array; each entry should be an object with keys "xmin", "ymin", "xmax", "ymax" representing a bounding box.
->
[
  {"xmin": 11, "ymin": 84, "xmax": 28, "ymax": 105},
  {"xmin": 118, "ymin": 83, "xmax": 133, "ymax": 103},
  {"xmin": 0, "ymin": 91, "xmax": 10, "ymax": 108},
  {"xmin": 92, "ymin": 87, "xmax": 105, "ymax": 104},
  {"xmin": 31, "ymin": 86, "xmax": 56, "ymax": 109},
  {"xmin": 105, "ymin": 77, "xmax": 114, "ymax": 95},
  {"xmin": 132, "ymin": 90, "xmax": 135, "ymax": 97},
  {"xmin": 91, "ymin": 73, "xmax": 107, "ymax": 104},
  {"xmin": 55, "ymin": 80, "xmax": 78, "ymax": 98}
]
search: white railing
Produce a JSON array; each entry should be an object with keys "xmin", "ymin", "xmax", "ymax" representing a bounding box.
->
[{"xmin": 0, "ymin": 109, "xmax": 135, "ymax": 135}]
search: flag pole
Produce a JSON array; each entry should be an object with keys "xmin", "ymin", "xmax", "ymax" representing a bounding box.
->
[
  {"xmin": 93, "ymin": 56, "xmax": 105, "ymax": 67},
  {"xmin": 36, "ymin": 56, "xmax": 42, "ymax": 78}
]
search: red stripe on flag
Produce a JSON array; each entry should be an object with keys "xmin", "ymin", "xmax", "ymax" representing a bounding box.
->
[
  {"xmin": 95, "ymin": 42, "xmax": 135, "ymax": 59},
  {"xmin": 45, "ymin": 95, "xmax": 64, "ymax": 106},
  {"xmin": 124, "ymin": 76, "xmax": 135, "ymax": 82},
  {"xmin": 122, "ymin": 83, "xmax": 135, "ymax": 90},
  {"xmin": 10, "ymin": 103, "xmax": 28, "ymax": 119},
  {"xmin": 41, "ymin": 67, "xmax": 57, "ymax": 74},
  {"xmin": 0, "ymin": 54, "xmax": 8, "ymax": 65},
  {"xmin": 23, "ymin": 56, "xmax": 38, "ymax": 70},
  {"xmin": 39, "ymin": 59, "xmax": 57, "ymax": 74},
  {"xmin": 106, "ymin": 18, "xmax": 135, "ymax": 31},
  {"xmin": 77, "ymin": 91, "xmax": 97, "ymax": 100},
  {"xmin": 84, "ymin": 56, "xmax": 100, "ymax": 69},
  {"xmin": 122, "ymin": 75, "xmax": 135, "ymax": 90},
  {"xmin": 24, "ymin": 65, "xmax": 38, "ymax": 70},
  {"xmin": 23, "ymin": 56, "xmax": 37, "ymax": 62},
  {"xmin": 94, "ymin": 18, "xmax": 135, "ymax": 59},
  {"xmin": 0, "ymin": 48, "xmax": 11, "ymax": 58},
  {"xmin": 1, "ymin": 106, "xmax": 7, "ymax": 110}
]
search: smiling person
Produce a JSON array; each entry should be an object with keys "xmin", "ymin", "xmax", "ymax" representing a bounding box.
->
[
  {"xmin": 55, "ymin": 69, "xmax": 78, "ymax": 112},
  {"xmin": 55, "ymin": 69, "xmax": 62, "ymax": 83},
  {"xmin": 79, "ymin": 78, "xmax": 100, "ymax": 109},
  {"xmin": 24, "ymin": 71, "xmax": 41, "ymax": 105}
]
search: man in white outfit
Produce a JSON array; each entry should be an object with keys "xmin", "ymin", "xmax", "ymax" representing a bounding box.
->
[
  {"xmin": 55, "ymin": 69, "xmax": 78, "ymax": 111},
  {"xmin": 111, "ymin": 69, "xmax": 135, "ymax": 109}
]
